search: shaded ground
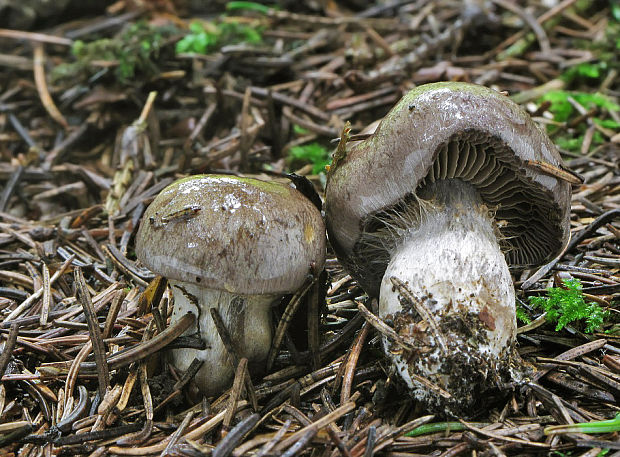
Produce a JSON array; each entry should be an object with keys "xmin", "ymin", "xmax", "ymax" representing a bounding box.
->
[{"xmin": 0, "ymin": 1, "xmax": 619, "ymax": 456}]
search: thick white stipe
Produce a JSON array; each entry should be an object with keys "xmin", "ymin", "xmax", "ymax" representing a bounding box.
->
[
  {"xmin": 169, "ymin": 281, "xmax": 274, "ymax": 395},
  {"xmin": 378, "ymin": 180, "xmax": 517, "ymax": 414}
]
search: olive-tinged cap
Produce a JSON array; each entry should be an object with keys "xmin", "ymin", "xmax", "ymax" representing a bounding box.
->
[
  {"xmin": 136, "ymin": 175, "xmax": 326, "ymax": 295},
  {"xmin": 326, "ymin": 82, "xmax": 571, "ymax": 296}
]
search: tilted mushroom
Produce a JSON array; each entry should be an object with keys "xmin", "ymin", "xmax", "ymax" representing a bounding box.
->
[
  {"xmin": 135, "ymin": 174, "xmax": 325, "ymax": 395},
  {"xmin": 325, "ymin": 82, "xmax": 571, "ymax": 415}
]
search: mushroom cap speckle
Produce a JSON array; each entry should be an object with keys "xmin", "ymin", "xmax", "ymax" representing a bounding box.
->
[
  {"xmin": 136, "ymin": 175, "xmax": 326, "ymax": 295},
  {"xmin": 326, "ymin": 82, "xmax": 571, "ymax": 296}
]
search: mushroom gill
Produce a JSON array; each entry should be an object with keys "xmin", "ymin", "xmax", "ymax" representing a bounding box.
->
[{"xmin": 358, "ymin": 130, "xmax": 564, "ymax": 290}]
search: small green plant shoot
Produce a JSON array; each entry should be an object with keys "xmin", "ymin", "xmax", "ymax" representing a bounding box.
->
[
  {"xmin": 545, "ymin": 413, "xmax": 620, "ymax": 435},
  {"xmin": 529, "ymin": 278, "xmax": 608, "ymax": 333}
]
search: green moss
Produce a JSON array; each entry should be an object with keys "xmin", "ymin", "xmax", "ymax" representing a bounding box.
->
[
  {"xmin": 292, "ymin": 124, "xmax": 310, "ymax": 135},
  {"xmin": 561, "ymin": 61, "xmax": 607, "ymax": 83},
  {"xmin": 540, "ymin": 91, "xmax": 619, "ymax": 124},
  {"xmin": 593, "ymin": 118, "xmax": 620, "ymax": 129},
  {"xmin": 289, "ymin": 143, "xmax": 331, "ymax": 175},
  {"xmin": 536, "ymin": 90, "xmax": 619, "ymax": 152},
  {"xmin": 516, "ymin": 306, "xmax": 532, "ymax": 324},
  {"xmin": 554, "ymin": 136, "xmax": 581, "ymax": 152},
  {"xmin": 52, "ymin": 21, "xmax": 176, "ymax": 84},
  {"xmin": 175, "ymin": 19, "xmax": 263, "ymax": 54},
  {"xmin": 529, "ymin": 278, "xmax": 609, "ymax": 333}
]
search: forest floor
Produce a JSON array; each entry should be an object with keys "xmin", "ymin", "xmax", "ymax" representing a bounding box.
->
[{"xmin": 0, "ymin": 1, "xmax": 618, "ymax": 456}]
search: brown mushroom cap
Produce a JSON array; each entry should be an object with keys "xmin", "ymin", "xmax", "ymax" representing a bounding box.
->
[
  {"xmin": 136, "ymin": 175, "xmax": 326, "ymax": 295},
  {"xmin": 326, "ymin": 82, "xmax": 571, "ymax": 296}
]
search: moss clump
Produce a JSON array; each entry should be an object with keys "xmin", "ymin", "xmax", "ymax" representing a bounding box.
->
[
  {"xmin": 529, "ymin": 278, "xmax": 609, "ymax": 333},
  {"xmin": 52, "ymin": 21, "xmax": 177, "ymax": 84}
]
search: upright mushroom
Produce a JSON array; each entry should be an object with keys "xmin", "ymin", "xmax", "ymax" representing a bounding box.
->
[
  {"xmin": 135, "ymin": 174, "xmax": 325, "ymax": 395},
  {"xmin": 325, "ymin": 82, "xmax": 571, "ymax": 415}
]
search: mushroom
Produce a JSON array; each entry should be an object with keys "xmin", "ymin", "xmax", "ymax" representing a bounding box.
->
[
  {"xmin": 135, "ymin": 174, "xmax": 325, "ymax": 395},
  {"xmin": 325, "ymin": 82, "xmax": 571, "ymax": 415}
]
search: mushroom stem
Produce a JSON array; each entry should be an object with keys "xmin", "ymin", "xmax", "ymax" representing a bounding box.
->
[
  {"xmin": 169, "ymin": 281, "xmax": 274, "ymax": 395},
  {"xmin": 378, "ymin": 180, "xmax": 518, "ymax": 415}
]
